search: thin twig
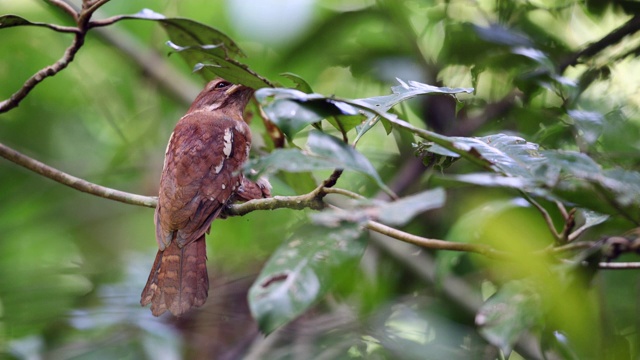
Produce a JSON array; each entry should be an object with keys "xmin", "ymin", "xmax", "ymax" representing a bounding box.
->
[
  {"xmin": 321, "ymin": 169, "xmax": 343, "ymax": 190},
  {"xmin": 0, "ymin": 142, "xmax": 157, "ymax": 208},
  {"xmin": 556, "ymin": 201, "xmax": 569, "ymax": 220},
  {"xmin": 522, "ymin": 192, "xmax": 562, "ymax": 243},
  {"xmin": 559, "ymin": 208, "xmax": 577, "ymax": 242},
  {"xmin": 598, "ymin": 262, "xmax": 640, "ymax": 270},
  {"xmin": 88, "ymin": 15, "xmax": 129, "ymax": 28},
  {"xmin": 0, "ymin": 31, "xmax": 85, "ymax": 113},
  {"xmin": 364, "ymin": 220, "xmax": 507, "ymax": 259},
  {"xmin": 0, "ymin": 142, "xmax": 512, "ymax": 259},
  {"xmin": 547, "ymin": 241, "xmax": 596, "ymax": 253},
  {"xmin": 559, "ymin": 14, "xmax": 640, "ymax": 72},
  {"xmin": 48, "ymin": 0, "xmax": 78, "ymax": 21},
  {"xmin": 323, "ymin": 187, "xmax": 365, "ymax": 199},
  {"xmin": 83, "ymin": 0, "xmax": 111, "ymax": 16}
]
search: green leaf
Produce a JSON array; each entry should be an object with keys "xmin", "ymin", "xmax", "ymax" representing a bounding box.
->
[
  {"xmin": 280, "ymin": 72, "xmax": 313, "ymax": 93},
  {"xmin": 255, "ymin": 79, "xmax": 472, "ymax": 140},
  {"xmin": 353, "ymin": 79, "xmax": 474, "ymax": 142},
  {"xmin": 107, "ymin": 9, "xmax": 272, "ymax": 88},
  {"xmin": 255, "ymin": 88, "xmax": 361, "ymax": 138},
  {"xmin": 420, "ymin": 134, "xmax": 544, "ymax": 178},
  {"xmin": 249, "ymin": 223, "xmax": 367, "ymax": 333},
  {"xmin": 0, "ymin": 14, "xmax": 51, "ymax": 29},
  {"xmin": 425, "ymin": 133, "xmax": 640, "ymax": 219},
  {"xmin": 476, "ymin": 279, "xmax": 543, "ymax": 356},
  {"xmin": 312, "ymin": 188, "xmax": 446, "ymax": 227},
  {"xmin": 247, "ymin": 131, "xmax": 390, "ymax": 191},
  {"xmin": 307, "ymin": 131, "xmax": 390, "ymax": 192}
]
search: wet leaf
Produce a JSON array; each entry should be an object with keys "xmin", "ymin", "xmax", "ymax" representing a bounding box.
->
[
  {"xmin": 255, "ymin": 88, "xmax": 361, "ymax": 138},
  {"xmin": 255, "ymin": 79, "xmax": 472, "ymax": 140},
  {"xmin": 246, "ymin": 131, "xmax": 390, "ymax": 192},
  {"xmin": 476, "ymin": 279, "xmax": 543, "ymax": 356},
  {"xmin": 0, "ymin": 14, "xmax": 50, "ymax": 29},
  {"xmin": 280, "ymin": 72, "xmax": 313, "ymax": 93},
  {"xmin": 106, "ymin": 9, "xmax": 272, "ymax": 88},
  {"xmin": 249, "ymin": 223, "xmax": 367, "ymax": 333},
  {"xmin": 312, "ymin": 188, "xmax": 446, "ymax": 227}
]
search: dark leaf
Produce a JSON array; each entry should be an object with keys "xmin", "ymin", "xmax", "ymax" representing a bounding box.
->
[
  {"xmin": 0, "ymin": 14, "xmax": 48, "ymax": 29},
  {"xmin": 106, "ymin": 9, "xmax": 272, "ymax": 88},
  {"xmin": 248, "ymin": 223, "xmax": 367, "ymax": 333},
  {"xmin": 256, "ymin": 79, "xmax": 472, "ymax": 140},
  {"xmin": 255, "ymin": 88, "xmax": 361, "ymax": 137}
]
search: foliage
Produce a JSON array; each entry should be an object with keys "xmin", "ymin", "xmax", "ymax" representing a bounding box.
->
[{"xmin": 1, "ymin": 1, "xmax": 640, "ymax": 359}]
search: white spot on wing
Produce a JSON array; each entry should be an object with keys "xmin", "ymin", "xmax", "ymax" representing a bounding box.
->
[
  {"xmin": 214, "ymin": 161, "xmax": 224, "ymax": 174},
  {"xmin": 221, "ymin": 184, "xmax": 226, "ymax": 190},
  {"xmin": 223, "ymin": 128, "xmax": 233, "ymax": 157}
]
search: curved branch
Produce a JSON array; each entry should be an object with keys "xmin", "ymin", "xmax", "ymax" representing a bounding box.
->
[
  {"xmin": 559, "ymin": 14, "xmax": 640, "ymax": 72},
  {"xmin": 0, "ymin": 140, "xmax": 512, "ymax": 258},
  {"xmin": 48, "ymin": 0, "xmax": 78, "ymax": 22},
  {"xmin": 0, "ymin": 142, "xmax": 157, "ymax": 208},
  {"xmin": 0, "ymin": 0, "xmax": 116, "ymax": 114},
  {"xmin": 364, "ymin": 220, "xmax": 508, "ymax": 259},
  {"xmin": 0, "ymin": 31, "xmax": 85, "ymax": 113}
]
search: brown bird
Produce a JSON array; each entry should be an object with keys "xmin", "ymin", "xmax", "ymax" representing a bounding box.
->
[{"xmin": 141, "ymin": 78, "xmax": 270, "ymax": 316}]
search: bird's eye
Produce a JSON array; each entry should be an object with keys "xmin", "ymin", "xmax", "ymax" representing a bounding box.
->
[{"xmin": 215, "ymin": 81, "xmax": 231, "ymax": 89}]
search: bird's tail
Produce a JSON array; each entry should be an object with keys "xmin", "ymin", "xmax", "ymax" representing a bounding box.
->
[{"xmin": 140, "ymin": 235, "xmax": 209, "ymax": 316}]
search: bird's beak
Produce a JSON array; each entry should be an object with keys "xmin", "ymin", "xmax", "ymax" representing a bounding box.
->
[{"xmin": 225, "ymin": 84, "xmax": 243, "ymax": 96}]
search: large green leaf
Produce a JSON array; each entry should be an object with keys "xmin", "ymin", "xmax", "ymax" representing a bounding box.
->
[
  {"xmin": 248, "ymin": 223, "xmax": 367, "ymax": 333},
  {"xmin": 254, "ymin": 79, "xmax": 473, "ymax": 140},
  {"xmin": 246, "ymin": 131, "xmax": 391, "ymax": 191},
  {"xmin": 107, "ymin": 9, "xmax": 272, "ymax": 88},
  {"xmin": 421, "ymin": 133, "xmax": 640, "ymax": 219},
  {"xmin": 422, "ymin": 133, "xmax": 544, "ymax": 178},
  {"xmin": 352, "ymin": 79, "xmax": 473, "ymax": 142},
  {"xmin": 312, "ymin": 188, "xmax": 446, "ymax": 227},
  {"xmin": 255, "ymin": 88, "xmax": 362, "ymax": 138},
  {"xmin": 476, "ymin": 279, "xmax": 543, "ymax": 356}
]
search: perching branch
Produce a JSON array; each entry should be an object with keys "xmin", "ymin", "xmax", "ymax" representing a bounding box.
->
[
  {"xmin": 3, "ymin": 138, "xmax": 639, "ymax": 269},
  {"xmin": 0, "ymin": 142, "xmax": 157, "ymax": 208}
]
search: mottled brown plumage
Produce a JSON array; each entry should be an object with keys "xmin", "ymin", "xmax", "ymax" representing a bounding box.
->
[{"xmin": 141, "ymin": 78, "xmax": 270, "ymax": 316}]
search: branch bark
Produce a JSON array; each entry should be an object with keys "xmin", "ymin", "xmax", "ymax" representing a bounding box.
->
[
  {"xmin": 0, "ymin": 142, "xmax": 157, "ymax": 208},
  {"xmin": 559, "ymin": 14, "xmax": 640, "ymax": 73}
]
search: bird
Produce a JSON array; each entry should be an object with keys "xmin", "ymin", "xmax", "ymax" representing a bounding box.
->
[{"xmin": 141, "ymin": 78, "xmax": 270, "ymax": 316}]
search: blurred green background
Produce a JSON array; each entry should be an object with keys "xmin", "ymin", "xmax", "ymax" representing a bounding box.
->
[{"xmin": 1, "ymin": 0, "xmax": 640, "ymax": 359}]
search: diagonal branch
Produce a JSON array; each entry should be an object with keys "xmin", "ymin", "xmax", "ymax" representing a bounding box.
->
[
  {"xmin": 0, "ymin": 31, "xmax": 86, "ymax": 113},
  {"xmin": 0, "ymin": 142, "xmax": 157, "ymax": 208},
  {"xmin": 47, "ymin": 0, "xmax": 78, "ymax": 21},
  {"xmin": 559, "ymin": 14, "xmax": 640, "ymax": 73}
]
